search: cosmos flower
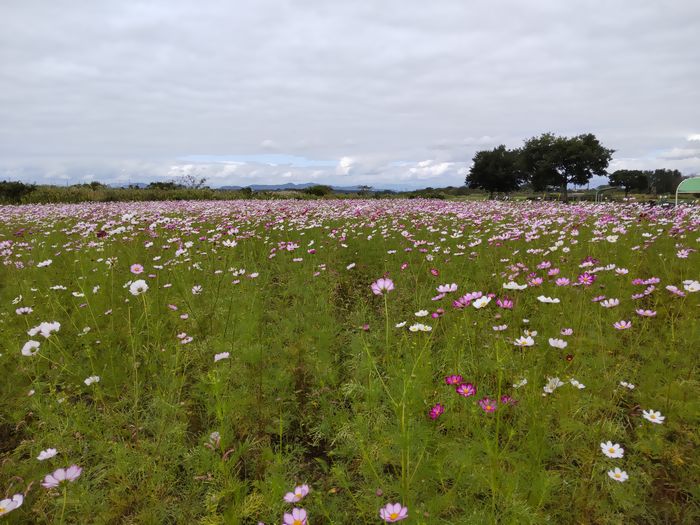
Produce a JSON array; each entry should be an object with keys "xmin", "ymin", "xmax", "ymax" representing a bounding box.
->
[
  {"xmin": 37, "ymin": 448, "xmax": 58, "ymax": 461},
  {"xmin": 379, "ymin": 503, "xmax": 408, "ymax": 522},
  {"xmin": 642, "ymin": 409, "xmax": 665, "ymax": 424},
  {"xmin": 472, "ymin": 296, "xmax": 491, "ymax": 309},
  {"xmin": 503, "ymin": 281, "xmax": 527, "ymax": 290},
  {"xmin": 428, "ymin": 403, "xmax": 445, "ymax": 419},
  {"xmin": 513, "ymin": 378, "xmax": 527, "ymax": 388},
  {"xmin": 283, "ymin": 508, "xmax": 308, "ymax": 525},
  {"xmin": 543, "ymin": 377, "xmax": 565, "ymax": 394},
  {"xmin": 414, "ymin": 310, "xmax": 429, "ymax": 317},
  {"xmin": 129, "ymin": 280, "xmax": 149, "ymax": 296},
  {"xmin": 613, "ymin": 320, "xmax": 632, "ymax": 330},
  {"xmin": 130, "ymin": 263, "xmax": 144, "ymax": 274},
  {"xmin": 513, "ymin": 336, "xmax": 535, "ymax": 347},
  {"xmin": 27, "ymin": 322, "xmax": 61, "ymax": 338},
  {"xmin": 409, "ymin": 323, "xmax": 432, "ymax": 332},
  {"xmin": 478, "ymin": 397, "xmax": 497, "ymax": 413},
  {"xmin": 635, "ymin": 309, "xmax": 656, "ymax": 317},
  {"xmin": 600, "ymin": 441, "xmax": 624, "ymax": 458},
  {"xmin": 0, "ymin": 494, "xmax": 23, "ymax": 517},
  {"xmin": 192, "ymin": 285, "xmax": 203, "ymax": 295},
  {"xmin": 214, "ymin": 352, "xmax": 230, "ymax": 362},
  {"xmin": 619, "ymin": 381, "xmax": 635, "ymax": 390},
  {"xmin": 569, "ymin": 378, "xmax": 585, "ymax": 389},
  {"xmin": 548, "ymin": 338, "xmax": 567, "ymax": 349},
  {"xmin": 437, "ymin": 283, "xmax": 458, "ymax": 293},
  {"xmin": 84, "ymin": 375, "xmax": 100, "ymax": 386},
  {"xmin": 444, "ymin": 374, "xmax": 463, "ymax": 386},
  {"xmin": 607, "ymin": 468, "xmax": 629, "ymax": 482},
  {"xmin": 371, "ymin": 278, "xmax": 395, "ymax": 295},
  {"xmin": 560, "ymin": 328, "xmax": 573, "ymax": 336},
  {"xmin": 42, "ymin": 465, "xmax": 82, "ymax": 488},
  {"xmin": 21, "ymin": 340, "xmax": 41, "ymax": 356},
  {"xmin": 283, "ymin": 484, "xmax": 310, "ymax": 503},
  {"xmin": 15, "ymin": 306, "xmax": 33, "ymax": 315},
  {"xmin": 456, "ymin": 383, "xmax": 476, "ymax": 397},
  {"xmin": 600, "ymin": 298, "xmax": 620, "ymax": 308},
  {"xmin": 537, "ymin": 296, "xmax": 560, "ymax": 304}
]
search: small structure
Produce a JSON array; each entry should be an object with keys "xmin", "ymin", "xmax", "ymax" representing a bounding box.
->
[{"xmin": 675, "ymin": 177, "xmax": 700, "ymax": 205}]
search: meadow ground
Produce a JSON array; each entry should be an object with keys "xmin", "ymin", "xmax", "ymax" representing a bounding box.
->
[{"xmin": 0, "ymin": 199, "xmax": 698, "ymax": 524}]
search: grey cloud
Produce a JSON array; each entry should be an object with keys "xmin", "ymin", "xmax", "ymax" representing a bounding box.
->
[{"xmin": 1, "ymin": 0, "xmax": 699, "ymax": 187}]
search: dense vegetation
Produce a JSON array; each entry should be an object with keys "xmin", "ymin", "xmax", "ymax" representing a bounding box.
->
[{"xmin": 1, "ymin": 200, "xmax": 698, "ymax": 524}]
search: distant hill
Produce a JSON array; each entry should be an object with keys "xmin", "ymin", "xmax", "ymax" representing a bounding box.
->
[{"xmin": 218, "ymin": 183, "xmax": 369, "ymax": 192}]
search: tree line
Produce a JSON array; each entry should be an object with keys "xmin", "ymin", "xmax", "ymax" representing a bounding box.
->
[{"xmin": 466, "ymin": 132, "xmax": 686, "ymax": 200}]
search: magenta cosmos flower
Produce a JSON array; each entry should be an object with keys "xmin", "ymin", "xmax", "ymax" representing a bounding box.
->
[
  {"xmin": 371, "ymin": 278, "xmax": 395, "ymax": 295},
  {"xmin": 380, "ymin": 503, "xmax": 408, "ymax": 522},
  {"xmin": 613, "ymin": 320, "xmax": 632, "ymax": 330},
  {"xmin": 444, "ymin": 374, "xmax": 463, "ymax": 385},
  {"xmin": 283, "ymin": 508, "xmax": 307, "ymax": 525},
  {"xmin": 284, "ymin": 484, "xmax": 310, "ymax": 503},
  {"xmin": 478, "ymin": 398, "xmax": 497, "ymax": 413},
  {"xmin": 428, "ymin": 403, "xmax": 445, "ymax": 419},
  {"xmin": 456, "ymin": 383, "xmax": 476, "ymax": 397},
  {"xmin": 42, "ymin": 465, "xmax": 82, "ymax": 488}
]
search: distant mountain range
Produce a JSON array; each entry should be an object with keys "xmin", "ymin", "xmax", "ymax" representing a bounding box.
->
[{"xmin": 110, "ymin": 182, "xmax": 391, "ymax": 192}]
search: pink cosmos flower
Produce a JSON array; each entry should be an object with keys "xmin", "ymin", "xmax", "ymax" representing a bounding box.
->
[
  {"xmin": 130, "ymin": 264, "xmax": 144, "ymax": 275},
  {"xmin": 479, "ymin": 398, "xmax": 497, "ymax": 413},
  {"xmin": 613, "ymin": 320, "xmax": 632, "ymax": 330},
  {"xmin": 636, "ymin": 309, "xmax": 656, "ymax": 317},
  {"xmin": 444, "ymin": 374, "xmax": 463, "ymax": 385},
  {"xmin": 560, "ymin": 328, "xmax": 573, "ymax": 336},
  {"xmin": 371, "ymin": 278, "xmax": 395, "ymax": 295},
  {"xmin": 456, "ymin": 383, "xmax": 476, "ymax": 397},
  {"xmin": 577, "ymin": 272, "xmax": 596, "ymax": 285},
  {"xmin": 430, "ymin": 268, "xmax": 439, "ymax": 276},
  {"xmin": 555, "ymin": 278, "xmax": 570, "ymax": 286},
  {"xmin": 496, "ymin": 297, "xmax": 513, "ymax": 309},
  {"xmin": 428, "ymin": 403, "xmax": 445, "ymax": 419},
  {"xmin": 380, "ymin": 503, "xmax": 408, "ymax": 522},
  {"xmin": 283, "ymin": 484, "xmax": 310, "ymax": 503},
  {"xmin": 42, "ymin": 465, "xmax": 82, "ymax": 488},
  {"xmin": 283, "ymin": 508, "xmax": 307, "ymax": 525}
]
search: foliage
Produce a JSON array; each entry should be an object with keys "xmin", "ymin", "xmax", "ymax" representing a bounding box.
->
[
  {"xmin": 0, "ymin": 200, "xmax": 698, "ymax": 523},
  {"xmin": 0, "ymin": 180, "xmax": 36, "ymax": 203},
  {"xmin": 303, "ymin": 185, "xmax": 334, "ymax": 196},
  {"xmin": 520, "ymin": 133, "xmax": 614, "ymax": 201},
  {"xmin": 466, "ymin": 145, "xmax": 525, "ymax": 197},
  {"xmin": 608, "ymin": 170, "xmax": 649, "ymax": 196}
]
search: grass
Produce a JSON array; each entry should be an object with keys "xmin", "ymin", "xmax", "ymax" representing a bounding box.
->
[{"xmin": 0, "ymin": 199, "xmax": 698, "ymax": 524}]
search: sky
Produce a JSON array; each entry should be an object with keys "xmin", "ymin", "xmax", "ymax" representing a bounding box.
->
[{"xmin": 1, "ymin": 0, "xmax": 699, "ymax": 190}]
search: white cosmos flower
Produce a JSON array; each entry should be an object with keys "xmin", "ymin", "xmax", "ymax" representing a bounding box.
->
[
  {"xmin": 84, "ymin": 375, "xmax": 100, "ymax": 386},
  {"xmin": 37, "ymin": 259, "xmax": 53, "ymax": 267},
  {"xmin": 642, "ymin": 409, "xmax": 665, "ymax": 424},
  {"xmin": 537, "ymin": 295, "xmax": 560, "ymax": 304},
  {"xmin": 619, "ymin": 381, "xmax": 635, "ymax": 390},
  {"xmin": 548, "ymin": 338, "xmax": 568, "ymax": 349},
  {"xmin": 0, "ymin": 494, "xmax": 23, "ymax": 516},
  {"xmin": 437, "ymin": 283, "xmax": 458, "ymax": 293},
  {"xmin": 570, "ymin": 378, "xmax": 585, "ymax": 389},
  {"xmin": 395, "ymin": 321, "xmax": 407, "ymax": 328},
  {"xmin": 214, "ymin": 352, "xmax": 230, "ymax": 362},
  {"xmin": 414, "ymin": 310, "xmax": 429, "ymax": 317},
  {"xmin": 513, "ymin": 336, "xmax": 535, "ymax": 347},
  {"xmin": 37, "ymin": 448, "xmax": 58, "ymax": 461},
  {"xmin": 683, "ymin": 280, "xmax": 700, "ymax": 292},
  {"xmin": 472, "ymin": 296, "xmax": 492, "ymax": 309},
  {"xmin": 21, "ymin": 340, "xmax": 41, "ymax": 356},
  {"xmin": 600, "ymin": 298, "xmax": 620, "ymax": 308},
  {"xmin": 409, "ymin": 323, "xmax": 432, "ymax": 332},
  {"xmin": 503, "ymin": 281, "xmax": 527, "ymax": 290},
  {"xmin": 608, "ymin": 467, "xmax": 629, "ymax": 482},
  {"xmin": 543, "ymin": 377, "xmax": 565, "ymax": 394},
  {"xmin": 513, "ymin": 378, "xmax": 528, "ymax": 388},
  {"xmin": 600, "ymin": 441, "xmax": 624, "ymax": 458},
  {"xmin": 129, "ymin": 279, "xmax": 149, "ymax": 296},
  {"xmin": 27, "ymin": 321, "xmax": 60, "ymax": 338}
]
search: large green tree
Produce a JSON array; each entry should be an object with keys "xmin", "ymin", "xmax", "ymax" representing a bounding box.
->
[
  {"xmin": 648, "ymin": 168, "xmax": 683, "ymax": 194},
  {"xmin": 465, "ymin": 145, "xmax": 525, "ymax": 198},
  {"xmin": 608, "ymin": 169, "xmax": 648, "ymax": 197},
  {"xmin": 520, "ymin": 133, "xmax": 614, "ymax": 201}
]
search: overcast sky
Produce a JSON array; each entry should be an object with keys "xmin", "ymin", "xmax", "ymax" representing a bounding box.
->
[{"xmin": 1, "ymin": 0, "xmax": 699, "ymax": 189}]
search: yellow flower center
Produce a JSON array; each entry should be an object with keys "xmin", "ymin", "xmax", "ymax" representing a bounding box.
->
[
  {"xmin": 0, "ymin": 506, "xmax": 6, "ymax": 514},
  {"xmin": 615, "ymin": 473, "xmax": 621, "ymax": 478},
  {"xmin": 609, "ymin": 448, "xmax": 615, "ymax": 453},
  {"xmin": 390, "ymin": 513, "xmax": 399, "ymax": 520},
  {"xmin": 293, "ymin": 520, "xmax": 303, "ymax": 525},
  {"xmin": 650, "ymin": 414, "xmax": 656, "ymax": 419}
]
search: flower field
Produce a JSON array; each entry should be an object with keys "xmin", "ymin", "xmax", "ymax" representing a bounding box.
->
[{"xmin": 0, "ymin": 200, "xmax": 698, "ymax": 524}]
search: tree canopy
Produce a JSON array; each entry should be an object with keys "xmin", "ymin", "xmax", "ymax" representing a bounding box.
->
[
  {"xmin": 608, "ymin": 170, "xmax": 648, "ymax": 196},
  {"xmin": 465, "ymin": 145, "xmax": 524, "ymax": 197},
  {"xmin": 520, "ymin": 133, "xmax": 614, "ymax": 201}
]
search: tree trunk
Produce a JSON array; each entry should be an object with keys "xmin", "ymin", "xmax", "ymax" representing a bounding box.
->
[{"xmin": 562, "ymin": 183, "xmax": 569, "ymax": 203}]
